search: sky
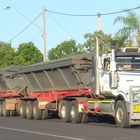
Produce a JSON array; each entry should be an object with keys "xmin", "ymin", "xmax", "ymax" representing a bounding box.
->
[{"xmin": 0, "ymin": 0, "xmax": 140, "ymax": 54}]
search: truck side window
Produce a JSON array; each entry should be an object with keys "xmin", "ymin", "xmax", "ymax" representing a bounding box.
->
[{"xmin": 103, "ymin": 58, "xmax": 110, "ymax": 71}]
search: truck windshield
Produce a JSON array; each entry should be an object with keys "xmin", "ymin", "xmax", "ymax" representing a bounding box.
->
[{"xmin": 116, "ymin": 56, "xmax": 140, "ymax": 71}]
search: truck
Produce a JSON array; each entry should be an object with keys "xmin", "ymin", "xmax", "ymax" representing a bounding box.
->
[{"xmin": 0, "ymin": 45, "xmax": 140, "ymax": 128}]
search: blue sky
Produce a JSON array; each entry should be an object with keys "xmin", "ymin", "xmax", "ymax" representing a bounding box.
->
[{"xmin": 0, "ymin": 0, "xmax": 140, "ymax": 54}]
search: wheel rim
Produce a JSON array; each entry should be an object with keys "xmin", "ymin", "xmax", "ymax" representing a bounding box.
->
[
  {"xmin": 20, "ymin": 106, "xmax": 23, "ymax": 115},
  {"xmin": 33, "ymin": 106, "xmax": 36, "ymax": 116},
  {"xmin": 116, "ymin": 107, "xmax": 124, "ymax": 123},
  {"xmin": 61, "ymin": 106, "xmax": 66, "ymax": 118},
  {"xmin": 26, "ymin": 106, "xmax": 29, "ymax": 115},
  {"xmin": 0, "ymin": 102, "xmax": 2, "ymax": 115},
  {"xmin": 71, "ymin": 106, "xmax": 76, "ymax": 119}
]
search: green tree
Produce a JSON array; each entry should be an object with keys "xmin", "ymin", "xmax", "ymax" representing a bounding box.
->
[
  {"xmin": 83, "ymin": 31, "xmax": 112, "ymax": 53},
  {"xmin": 48, "ymin": 39, "xmax": 85, "ymax": 60},
  {"xmin": 113, "ymin": 35, "xmax": 127, "ymax": 49},
  {"xmin": 0, "ymin": 42, "xmax": 15, "ymax": 68},
  {"xmin": 14, "ymin": 42, "xmax": 43, "ymax": 65},
  {"xmin": 114, "ymin": 11, "xmax": 140, "ymax": 46}
]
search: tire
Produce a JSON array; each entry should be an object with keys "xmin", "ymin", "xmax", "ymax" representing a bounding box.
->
[
  {"xmin": 0, "ymin": 101, "xmax": 3, "ymax": 116},
  {"xmin": 70, "ymin": 101, "xmax": 83, "ymax": 123},
  {"xmin": 33, "ymin": 101, "xmax": 42, "ymax": 120},
  {"xmin": 19, "ymin": 101, "xmax": 26, "ymax": 118},
  {"xmin": 2, "ymin": 101, "xmax": 10, "ymax": 117},
  {"xmin": 115, "ymin": 100, "xmax": 129, "ymax": 128},
  {"xmin": 10, "ymin": 110, "xmax": 16, "ymax": 116},
  {"xmin": 26, "ymin": 101, "xmax": 33, "ymax": 119},
  {"xmin": 59, "ymin": 100, "xmax": 71, "ymax": 122},
  {"xmin": 42, "ymin": 109, "xmax": 49, "ymax": 120},
  {"xmin": 81, "ymin": 114, "xmax": 88, "ymax": 123}
]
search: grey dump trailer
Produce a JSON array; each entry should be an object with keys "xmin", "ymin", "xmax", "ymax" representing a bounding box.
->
[
  {"xmin": 0, "ymin": 54, "xmax": 94, "ymax": 123},
  {"xmin": 15, "ymin": 53, "xmax": 94, "ymax": 92},
  {"xmin": 0, "ymin": 66, "xmax": 26, "ymax": 94}
]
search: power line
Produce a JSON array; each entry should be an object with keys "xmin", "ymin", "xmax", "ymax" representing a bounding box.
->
[
  {"xmin": 46, "ymin": 6, "xmax": 140, "ymax": 17},
  {"xmin": 12, "ymin": 7, "xmax": 42, "ymax": 31},
  {"xmin": 48, "ymin": 13, "xmax": 74, "ymax": 39},
  {"xmin": 3, "ymin": 6, "xmax": 42, "ymax": 31},
  {"xmin": 9, "ymin": 13, "xmax": 42, "ymax": 42},
  {"xmin": 101, "ymin": 6, "xmax": 140, "ymax": 16},
  {"xmin": 48, "ymin": 13, "xmax": 81, "ymax": 45},
  {"xmin": 46, "ymin": 9, "xmax": 97, "ymax": 17}
]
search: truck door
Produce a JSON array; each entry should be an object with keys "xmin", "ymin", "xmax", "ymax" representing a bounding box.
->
[{"xmin": 100, "ymin": 57, "xmax": 111, "ymax": 92}]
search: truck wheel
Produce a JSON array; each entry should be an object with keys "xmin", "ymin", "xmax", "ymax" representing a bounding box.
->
[
  {"xmin": 2, "ymin": 101, "xmax": 10, "ymax": 117},
  {"xmin": 42, "ymin": 109, "xmax": 49, "ymax": 120},
  {"xmin": 70, "ymin": 101, "xmax": 82, "ymax": 123},
  {"xmin": 0, "ymin": 101, "xmax": 3, "ymax": 116},
  {"xmin": 115, "ymin": 100, "xmax": 129, "ymax": 128},
  {"xmin": 33, "ymin": 101, "xmax": 42, "ymax": 120},
  {"xmin": 10, "ymin": 110, "xmax": 16, "ymax": 116},
  {"xmin": 26, "ymin": 101, "xmax": 33, "ymax": 119},
  {"xmin": 59, "ymin": 100, "xmax": 71, "ymax": 122},
  {"xmin": 19, "ymin": 101, "xmax": 26, "ymax": 118},
  {"xmin": 81, "ymin": 114, "xmax": 88, "ymax": 123}
]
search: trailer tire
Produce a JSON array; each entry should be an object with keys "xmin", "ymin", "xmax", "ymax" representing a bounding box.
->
[
  {"xmin": 81, "ymin": 114, "xmax": 88, "ymax": 123},
  {"xmin": 115, "ymin": 100, "xmax": 129, "ymax": 128},
  {"xmin": 19, "ymin": 101, "xmax": 26, "ymax": 118},
  {"xmin": 70, "ymin": 101, "xmax": 82, "ymax": 123},
  {"xmin": 59, "ymin": 100, "xmax": 71, "ymax": 122},
  {"xmin": 0, "ymin": 101, "xmax": 3, "ymax": 116},
  {"xmin": 26, "ymin": 101, "xmax": 33, "ymax": 119},
  {"xmin": 2, "ymin": 101, "xmax": 10, "ymax": 117},
  {"xmin": 10, "ymin": 110, "xmax": 16, "ymax": 116},
  {"xmin": 33, "ymin": 101, "xmax": 42, "ymax": 120},
  {"xmin": 42, "ymin": 109, "xmax": 49, "ymax": 120}
]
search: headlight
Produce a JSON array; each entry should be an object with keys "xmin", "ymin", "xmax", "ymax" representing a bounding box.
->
[{"xmin": 133, "ymin": 93, "xmax": 140, "ymax": 102}]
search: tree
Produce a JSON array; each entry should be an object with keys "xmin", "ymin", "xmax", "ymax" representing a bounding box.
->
[
  {"xmin": 0, "ymin": 42, "xmax": 15, "ymax": 68},
  {"xmin": 48, "ymin": 40, "xmax": 85, "ymax": 60},
  {"xmin": 114, "ymin": 11, "xmax": 140, "ymax": 46},
  {"xmin": 14, "ymin": 42, "xmax": 43, "ymax": 65},
  {"xmin": 83, "ymin": 31, "xmax": 113, "ymax": 53}
]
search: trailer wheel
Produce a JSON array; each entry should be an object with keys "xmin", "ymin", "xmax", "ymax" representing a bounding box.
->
[
  {"xmin": 2, "ymin": 101, "xmax": 10, "ymax": 117},
  {"xmin": 115, "ymin": 100, "xmax": 129, "ymax": 128},
  {"xmin": 33, "ymin": 101, "xmax": 42, "ymax": 120},
  {"xmin": 59, "ymin": 100, "xmax": 71, "ymax": 122},
  {"xmin": 70, "ymin": 101, "xmax": 82, "ymax": 123},
  {"xmin": 42, "ymin": 109, "xmax": 49, "ymax": 120},
  {"xmin": 81, "ymin": 114, "xmax": 88, "ymax": 123},
  {"xmin": 0, "ymin": 101, "xmax": 3, "ymax": 116},
  {"xmin": 19, "ymin": 101, "xmax": 26, "ymax": 118},
  {"xmin": 10, "ymin": 110, "xmax": 16, "ymax": 116},
  {"xmin": 26, "ymin": 101, "xmax": 33, "ymax": 119}
]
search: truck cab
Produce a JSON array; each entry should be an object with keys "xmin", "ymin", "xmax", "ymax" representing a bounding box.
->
[{"xmin": 99, "ymin": 47, "xmax": 140, "ymax": 127}]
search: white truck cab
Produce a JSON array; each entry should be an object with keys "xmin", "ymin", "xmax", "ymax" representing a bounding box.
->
[{"xmin": 99, "ymin": 47, "xmax": 140, "ymax": 127}]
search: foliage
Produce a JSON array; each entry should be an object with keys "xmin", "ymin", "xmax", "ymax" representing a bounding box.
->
[
  {"xmin": 83, "ymin": 31, "xmax": 113, "ymax": 53},
  {"xmin": 48, "ymin": 39, "xmax": 85, "ymax": 60},
  {"xmin": 14, "ymin": 42, "xmax": 43, "ymax": 65},
  {"xmin": 0, "ymin": 42, "xmax": 15, "ymax": 68},
  {"xmin": 0, "ymin": 41, "xmax": 43, "ymax": 68},
  {"xmin": 114, "ymin": 11, "xmax": 140, "ymax": 46},
  {"xmin": 113, "ymin": 35, "xmax": 127, "ymax": 49}
]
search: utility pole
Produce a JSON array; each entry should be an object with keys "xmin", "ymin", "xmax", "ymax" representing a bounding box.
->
[
  {"xmin": 42, "ymin": 6, "xmax": 47, "ymax": 62},
  {"xmin": 97, "ymin": 13, "xmax": 101, "ymax": 32},
  {"xmin": 95, "ymin": 13, "xmax": 101, "ymax": 95}
]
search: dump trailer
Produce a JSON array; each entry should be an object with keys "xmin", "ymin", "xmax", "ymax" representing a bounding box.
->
[
  {"xmin": 0, "ymin": 66, "xmax": 26, "ymax": 116},
  {"xmin": 1, "ymin": 47, "xmax": 140, "ymax": 128},
  {"xmin": 0, "ymin": 54, "xmax": 94, "ymax": 121}
]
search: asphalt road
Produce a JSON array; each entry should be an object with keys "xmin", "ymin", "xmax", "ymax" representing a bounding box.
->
[{"xmin": 0, "ymin": 116, "xmax": 140, "ymax": 140}]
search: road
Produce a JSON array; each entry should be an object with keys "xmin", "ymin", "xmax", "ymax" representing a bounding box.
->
[{"xmin": 0, "ymin": 116, "xmax": 140, "ymax": 140}]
